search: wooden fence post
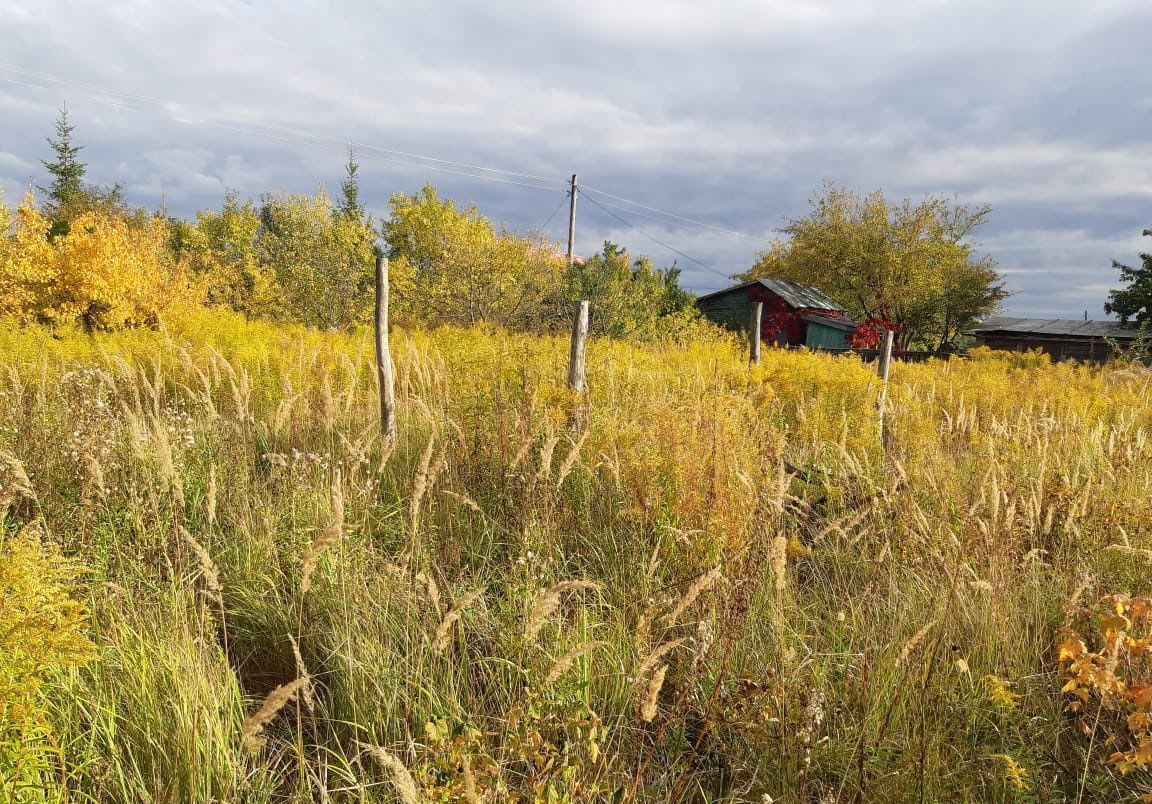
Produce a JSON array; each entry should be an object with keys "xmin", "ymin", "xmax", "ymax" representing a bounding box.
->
[
  {"xmin": 568, "ymin": 300, "xmax": 590, "ymax": 393},
  {"xmin": 374, "ymin": 252, "xmax": 395, "ymax": 438},
  {"xmin": 877, "ymin": 328, "xmax": 895, "ymax": 437},
  {"xmin": 749, "ymin": 301, "xmax": 763, "ymax": 364}
]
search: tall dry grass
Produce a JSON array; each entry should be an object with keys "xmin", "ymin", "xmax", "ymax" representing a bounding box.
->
[{"xmin": 2, "ymin": 309, "xmax": 1152, "ymax": 800}]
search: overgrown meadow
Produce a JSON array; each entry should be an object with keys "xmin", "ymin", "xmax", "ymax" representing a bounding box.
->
[{"xmin": 4, "ymin": 310, "xmax": 1152, "ymax": 802}]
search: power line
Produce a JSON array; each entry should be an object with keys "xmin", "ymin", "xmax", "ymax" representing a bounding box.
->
[
  {"xmin": 535, "ymin": 191, "xmax": 570, "ymax": 235},
  {"xmin": 585, "ymin": 193, "xmax": 752, "ymax": 239},
  {"xmin": 583, "ymin": 193, "xmax": 732, "ymax": 280},
  {"xmin": 200, "ymin": 117, "xmax": 560, "ymax": 191},
  {"xmin": 580, "ymin": 183, "xmax": 770, "ymax": 243},
  {"xmin": 2, "ymin": 63, "xmax": 761, "ymax": 256},
  {"xmin": 0, "ymin": 63, "xmax": 567, "ymax": 190}
]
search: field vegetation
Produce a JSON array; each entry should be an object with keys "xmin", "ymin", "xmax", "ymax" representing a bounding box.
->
[
  {"xmin": 3, "ymin": 310, "xmax": 1152, "ymax": 801},
  {"xmin": 4, "ymin": 110, "xmax": 1152, "ymax": 801}
]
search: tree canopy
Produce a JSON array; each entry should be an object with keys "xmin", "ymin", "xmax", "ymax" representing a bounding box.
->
[
  {"xmin": 566, "ymin": 242, "xmax": 698, "ymax": 339},
  {"xmin": 382, "ymin": 184, "xmax": 566, "ymax": 329},
  {"xmin": 4, "ymin": 111, "xmax": 704, "ymax": 338},
  {"xmin": 258, "ymin": 188, "xmax": 376, "ymax": 330},
  {"xmin": 39, "ymin": 106, "xmax": 87, "ymax": 216},
  {"xmin": 1104, "ymin": 228, "xmax": 1152, "ymax": 326},
  {"xmin": 738, "ymin": 183, "xmax": 1009, "ymax": 350}
]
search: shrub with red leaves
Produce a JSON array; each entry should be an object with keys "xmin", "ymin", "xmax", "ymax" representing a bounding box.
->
[{"xmin": 850, "ymin": 317, "xmax": 900, "ymax": 349}]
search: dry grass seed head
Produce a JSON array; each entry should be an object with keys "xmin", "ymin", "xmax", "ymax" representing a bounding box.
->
[
  {"xmin": 242, "ymin": 676, "xmax": 310, "ymax": 752},
  {"xmin": 415, "ymin": 571, "xmax": 443, "ymax": 618},
  {"xmin": 640, "ymin": 664, "xmax": 668, "ymax": 722},
  {"xmin": 524, "ymin": 580, "xmax": 603, "ymax": 641},
  {"xmin": 665, "ymin": 567, "xmax": 722, "ymax": 626},
  {"xmin": 409, "ymin": 433, "xmax": 437, "ymax": 528},
  {"xmin": 0, "ymin": 446, "xmax": 38, "ymax": 504},
  {"xmin": 301, "ymin": 472, "xmax": 346, "ymax": 595},
  {"xmin": 546, "ymin": 641, "xmax": 608, "ymax": 686},
  {"xmin": 636, "ymin": 637, "xmax": 688, "ymax": 681},
  {"xmin": 554, "ymin": 431, "xmax": 589, "ymax": 489},
  {"xmin": 433, "ymin": 587, "xmax": 486, "ymax": 654},
  {"xmin": 534, "ymin": 432, "xmax": 561, "ymax": 483},
  {"xmin": 181, "ymin": 528, "xmax": 222, "ymax": 605},
  {"xmin": 441, "ymin": 489, "xmax": 482, "ymax": 513},
  {"xmin": 358, "ymin": 742, "xmax": 421, "ymax": 804},
  {"xmin": 287, "ymin": 633, "xmax": 315, "ymax": 712},
  {"xmin": 83, "ymin": 453, "xmax": 107, "ymax": 500},
  {"xmin": 461, "ymin": 754, "xmax": 480, "ymax": 804},
  {"xmin": 896, "ymin": 619, "xmax": 939, "ymax": 666},
  {"xmin": 509, "ymin": 431, "xmax": 535, "ymax": 471}
]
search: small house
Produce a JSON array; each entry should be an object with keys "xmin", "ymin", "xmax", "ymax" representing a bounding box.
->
[
  {"xmin": 696, "ymin": 278, "xmax": 856, "ymax": 349},
  {"xmin": 965, "ymin": 317, "xmax": 1143, "ymax": 363}
]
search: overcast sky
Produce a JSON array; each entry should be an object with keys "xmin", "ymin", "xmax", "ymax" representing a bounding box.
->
[{"xmin": 2, "ymin": 0, "xmax": 1150, "ymax": 317}]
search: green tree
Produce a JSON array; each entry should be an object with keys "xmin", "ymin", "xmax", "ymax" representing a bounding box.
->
[
  {"xmin": 39, "ymin": 105, "xmax": 87, "ymax": 217},
  {"xmin": 565, "ymin": 242, "xmax": 698, "ymax": 338},
  {"xmin": 337, "ymin": 146, "xmax": 365, "ymax": 222},
  {"xmin": 38, "ymin": 107, "xmax": 141, "ymax": 238},
  {"xmin": 258, "ymin": 188, "xmax": 376, "ymax": 329},
  {"xmin": 173, "ymin": 193, "xmax": 282, "ymax": 318},
  {"xmin": 1104, "ymin": 228, "xmax": 1152, "ymax": 325},
  {"xmin": 738, "ymin": 182, "xmax": 1009, "ymax": 350},
  {"xmin": 382, "ymin": 184, "xmax": 565, "ymax": 328}
]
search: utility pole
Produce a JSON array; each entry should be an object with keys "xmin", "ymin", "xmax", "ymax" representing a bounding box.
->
[{"xmin": 566, "ymin": 174, "xmax": 578, "ymax": 267}]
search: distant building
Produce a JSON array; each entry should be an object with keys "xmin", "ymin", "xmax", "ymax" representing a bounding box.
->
[
  {"xmin": 528, "ymin": 247, "xmax": 585, "ymax": 266},
  {"xmin": 695, "ymin": 278, "xmax": 856, "ymax": 349},
  {"xmin": 965, "ymin": 316, "xmax": 1143, "ymax": 363}
]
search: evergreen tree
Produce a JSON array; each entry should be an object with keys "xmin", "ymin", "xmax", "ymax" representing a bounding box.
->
[
  {"xmin": 337, "ymin": 145, "xmax": 365, "ymax": 221},
  {"xmin": 1105, "ymin": 228, "xmax": 1152, "ymax": 325},
  {"xmin": 39, "ymin": 105, "xmax": 87, "ymax": 214}
]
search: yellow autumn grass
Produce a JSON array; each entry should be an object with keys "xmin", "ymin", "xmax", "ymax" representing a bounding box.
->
[{"xmin": 5, "ymin": 309, "xmax": 1152, "ymax": 800}]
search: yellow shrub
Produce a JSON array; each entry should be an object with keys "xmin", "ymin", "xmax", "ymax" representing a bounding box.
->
[
  {"xmin": 1, "ymin": 193, "xmax": 194, "ymax": 330},
  {"xmin": 0, "ymin": 526, "xmax": 95, "ymax": 796}
]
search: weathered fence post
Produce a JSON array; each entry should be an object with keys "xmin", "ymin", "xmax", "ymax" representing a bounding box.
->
[
  {"xmin": 568, "ymin": 300, "xmax": 590, "ymax": 393},
  {"xmin": 877, "ymin": 328, "xmax": 895, "ymax": 438},
  {"xmin": 374, "ymin": 252, "xmax": 395, "ymax": 438},
  {"xmin": 749, "ymin": 301, "xmax": 763, "ymax": 364}
]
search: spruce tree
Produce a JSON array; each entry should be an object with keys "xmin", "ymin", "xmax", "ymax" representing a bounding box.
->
[
  {"xmin": 39, "ymin": 105, "xmax": 88, "ymax": 214},
  {"xmin": 337, "ymin": 145, "xmax": 364, "ymax": 220}
]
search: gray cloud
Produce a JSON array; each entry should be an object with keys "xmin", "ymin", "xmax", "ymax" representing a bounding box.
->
[{"xmin": 2, "ymin": 0, "xmax": 1150, "ymax": 316}]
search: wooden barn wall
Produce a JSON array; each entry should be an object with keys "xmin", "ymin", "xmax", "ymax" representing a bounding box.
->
[
  {"xmin": 696, "ymin": 287, "xmax": 753, "ymax": 331},
  {"xmin": 979, "ymin": 336, "xmax": 1120, "ymax": 363}
]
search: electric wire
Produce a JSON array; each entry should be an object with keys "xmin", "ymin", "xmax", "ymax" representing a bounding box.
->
[
  {"xmin": 581, "ymin": 183, "xmax": 770, "ymax": 243},
  {"xmin": 582, "ymin": 193, "xmax": 732, "ymax": 280},
  {"xmin": 0, "ymin": 63, "xmax": 567, "ymax": 188},
  {"xmin": 2, "ymin": 63, "xmax": 756, "ymax": 269},
  {"xmin": 535, "ymin": 192, "xmax": 570, "ymax": 234}
]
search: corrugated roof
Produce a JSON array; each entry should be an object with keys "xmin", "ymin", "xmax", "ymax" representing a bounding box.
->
[
  {"xmin": 801, "ymin": 313, "xmax": 856, "ymax": 330},
  {"xmin": 696, "ymin": 279, "xmax": 846, "ymax": 312},
  {"xmin": 967, "ymin": 316, "xmax": 1142, "ymax": 340}
]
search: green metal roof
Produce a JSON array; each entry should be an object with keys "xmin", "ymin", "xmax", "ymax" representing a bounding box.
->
[{"xmin": 696, "ymin": 278, "xmax": 846, "ymax": 313}]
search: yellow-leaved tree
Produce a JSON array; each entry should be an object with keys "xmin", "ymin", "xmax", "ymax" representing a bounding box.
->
[
  {"xmin": 738, "ymin": 183, "xmax": 1010, "ymax": 350},
  {"xmin": 1, "ymin": 190, "xmax": 194, "ymax": 330},
  {"xmin": 383, "ymin": 184, "xmax": 566, "ymax": 329},
  {"xmin": 172, "ymin": 193, "xmax": 283, "ymax": 319},
  {"xmin": 257, "ymin": 189, "xmax": 376, "ymax": 329},
  {"xmin": 0, "ymin": 191, "xmax": 55, "ymax": 321}
]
